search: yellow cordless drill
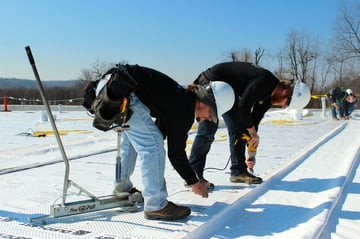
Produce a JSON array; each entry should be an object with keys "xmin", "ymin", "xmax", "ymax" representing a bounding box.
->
[{"xmin": 241, "ymin": 133, "xmax": 257, "ymax": 159}]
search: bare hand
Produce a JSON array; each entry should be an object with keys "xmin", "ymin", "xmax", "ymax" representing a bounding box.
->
[
  {"xmin": 248, "ymin": 131, "xmax": 260, "ymax": 148},
  {"xmin": 191, "ymin": 181, "xmax": 209, "ymax": 198}
]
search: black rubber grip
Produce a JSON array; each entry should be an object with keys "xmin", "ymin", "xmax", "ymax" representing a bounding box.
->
[{"xmin": 25, "ymin": 46, "xmax": 35, "ymax": 65}]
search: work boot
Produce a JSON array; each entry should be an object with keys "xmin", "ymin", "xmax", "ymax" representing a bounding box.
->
[
  {"xmin": 230, "ymin": 171, "xmax": 263, "ymax": 184},
  {"xmin": 144, "ymin": 201, "xmax": 191, "ymax": 220},
  {"xmin": 184, "ymin": 178, "xmax": 215, "ymax": 191}
]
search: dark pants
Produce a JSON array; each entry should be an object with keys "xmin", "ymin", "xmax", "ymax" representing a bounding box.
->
[
  {"xmin": 331, "ymin": 99, "xmax": 345, "ymax": 119},
  {"xmin": 188, "ymin": 120, "xmax": 217, "ymax": 179},
  {"xmin": 189, "ymin": 105, "xmax": 247, "ymax": 178},
  {"xmin": 222, "ymin": 107, "xmax": 247, "ymax": 176}
]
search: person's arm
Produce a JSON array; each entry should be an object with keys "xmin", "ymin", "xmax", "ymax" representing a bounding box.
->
[
  {"xmin": 238, "ymin": 85, "xmax": 269, "ymax": 147},
  {"xmin": 246, "ymin": 100, "xmax": 271, "ymax": 149},
  {"xmin": 246, "ymin": 126, "xmax": 259, "ymax": 148},
  {"xmin": 166, "ymin": 119, "xmax": 208, "ymax": 198}
]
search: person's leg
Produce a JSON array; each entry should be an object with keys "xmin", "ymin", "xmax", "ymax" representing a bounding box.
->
[
  {"xmin": 222, "ymin": 108, "xmax": 247, "ymax": 176},
  {"xmin": 331, "ymin": 105, "xmax": 337, "ymax": 119},
  {"xmin": 349, "ymin": 103, "xmax": 355, "ymax": 116},
  {"xmin": 233, "ymin": 136, "xmax": 247, "ymax": 173},
  {"xmin": 344, "ymin": 101, "xmax": 350, "ymax": 119},
  {"xmin": 124, "ymin": 94, "xmax": 168, "ymax": 212},
  {"xmin": 188, "ymin": 120, "xmax": 218, "ymax": 179},
  {"xmin": 223, "ymin": 107, "xmax": 262, "ymax": 184},
  {"xmin": 337, "ymin": 99, "xmax": 345, "ymax": 118}
]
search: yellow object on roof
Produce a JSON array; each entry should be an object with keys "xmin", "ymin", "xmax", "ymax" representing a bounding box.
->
[{"xmin": 33, "ymin": 129, "xmax": 93, "ymax": 137}]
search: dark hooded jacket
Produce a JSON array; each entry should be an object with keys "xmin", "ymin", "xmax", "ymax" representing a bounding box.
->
[
  {"xmin": 194, "ymin": 62, "xmax": 279, "ymax": 129},
  {"xmin": 122, "ymin": 64, "xmax": 199, "ymax": 185}
]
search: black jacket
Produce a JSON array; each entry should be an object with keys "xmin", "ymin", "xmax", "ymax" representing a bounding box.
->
[
  {"xmin": 330, "ymin": 87, "xmax": 347, "ymax": 103},
  {"xmin": 125, "ymin": 64, "xmax": 199, "ymax": 185},
  {"xmin": 195, "ymin": 62, "xmax": 279, "ymax": 129}
]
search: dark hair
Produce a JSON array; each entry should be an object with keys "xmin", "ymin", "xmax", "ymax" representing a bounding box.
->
[
  {"xmin": 280, "ymin": 80, "xmax": 292, "ymax": 101},
  {"xmin": 186, "ymin": 84, "xmax": 198, "ymax": 93},
  {"xmin": 186, "ymin": 84, "xmax": 207, "ymax": 101},
  {"xmin": 278, "ymin": 79, "xmax": 291, "ymax": 90}
]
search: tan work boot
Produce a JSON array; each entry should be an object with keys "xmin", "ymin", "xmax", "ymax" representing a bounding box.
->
[
  {"xmin": 230, "ymin": 171, "xmax": 263, "ymax": 184},
  {"xmin": 144, "ymin": 201, "xmax": 191, "ymax": 220}
]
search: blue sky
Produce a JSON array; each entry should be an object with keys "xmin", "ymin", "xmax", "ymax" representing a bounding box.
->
[{"xmin": 0, "ymin": 0, "xmax": 347, "ymax": 84}]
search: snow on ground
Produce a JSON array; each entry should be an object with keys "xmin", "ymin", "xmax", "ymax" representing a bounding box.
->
[{"xmin": 0, "ymin": 106, "xmax": 359, "ymax": 239}]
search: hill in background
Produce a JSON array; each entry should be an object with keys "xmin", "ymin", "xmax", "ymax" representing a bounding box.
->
[{"xmin": 0, "ymin": 78, "xmax": 81, "ymax": 89}]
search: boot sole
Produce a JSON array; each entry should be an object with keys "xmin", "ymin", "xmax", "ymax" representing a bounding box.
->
[
  {"xmin": 144, "ymin": 214, "xmax": 189, "ymax": 220},
  {"xmin": 230, "ymin": 178, "xmax": 262, "ymax": 184}
]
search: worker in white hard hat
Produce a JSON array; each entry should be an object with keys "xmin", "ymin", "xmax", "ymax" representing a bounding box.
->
[
  {"xmin": 188, "ymin": 62, "xmax": 305, "ymax": 187},
  {"xmin": 328, "ymin": 87, "xmax": 348, "ymax": 120},
  {"xmin": 345, "ymin": 88, "xmax": 357, "ymax": 119},
  {"xmin": 82, "ymin": 64, "xmax": 235, "ymax": 221}
]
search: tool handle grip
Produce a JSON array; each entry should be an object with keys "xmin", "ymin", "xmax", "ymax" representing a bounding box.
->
[{"xmin": 25, "ymin": 46, "xmax": 35, "ymax": 65}]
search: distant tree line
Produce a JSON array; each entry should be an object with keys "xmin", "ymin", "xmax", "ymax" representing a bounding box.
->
[{"xmin": 0, "ymin": 83, "xmax": 87, "ymax": 106}]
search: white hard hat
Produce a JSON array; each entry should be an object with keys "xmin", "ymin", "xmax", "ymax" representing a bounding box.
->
[
  {"xmin": 288, "ymin": 81, "xmax": 311, "ymax": 110},
  {"xmin": 194, "ymin": 81, "xmax": 235, "ymax": 123},
  {"xmin": 211, "ymin": 81, "xmax": 235, "ymax": 117},
  {"xmin": 346, "ymin": 89, "xmax": 353, "ymax": 95}
]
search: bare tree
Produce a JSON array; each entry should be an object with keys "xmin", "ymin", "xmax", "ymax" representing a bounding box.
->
[
  {"xmin": 254, "ymin": 48, "xmax": 265, "ymax": 66},
  {"xmin": 318, "ymin": 55, "xmax": 334, "ymax": 91},
  {"xmin": 273, "ymin": 50, "xmax": 290, "ymax": 80},
  {"xmin": 225, "ymin": 49, "xmax": 253, "ymax": 62},
  {"xmin": 331, "ymin": 57, "xmax": 347, "ymax": 86},
  {"xmin": 334, "ymin": 0, "xmax": 360, "ymax": 61},
  {"xmin": 80, "ymin": 68, "xmax": 96, "ymax": 82},
  {"xmin": 91, "ymin": 60, "xmax": 116, "ymax": 79},
  {"xmin": 79, "ymin": 60, "xmax": 128, "ymax": 82},
  {"xmin": 228, "ymin": 51, "xmax": 241, "ymax": 62},
  {"xmin": 284, "ymin": 31, "xmax": 318, "ymax": 90},
  {"xmin": 224, "ymin": 47, "xmax": 265, "ymax": 65}
]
